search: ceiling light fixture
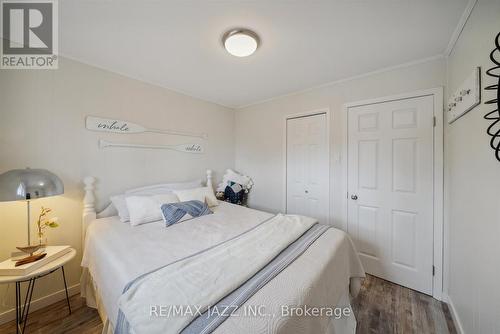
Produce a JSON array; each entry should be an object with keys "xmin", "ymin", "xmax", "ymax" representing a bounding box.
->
[{"xmin": 222, "ymin": 29, "xmax": 259, "ymax": 57}]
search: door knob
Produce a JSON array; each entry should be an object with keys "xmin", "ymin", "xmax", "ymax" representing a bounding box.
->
[
  {"xmin": 351, "ymin": 194, "xmax": 358, "ymax": 200},
  {"xmin": 305, "ymin": 190, "xmax": 309, "ymax": 194}
]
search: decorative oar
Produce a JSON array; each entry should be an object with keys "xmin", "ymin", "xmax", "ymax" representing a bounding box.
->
[
  {"xmin": 86, "ymin": 116, "xmax": 208, "ymax": 139},
  {"xmin": 98, "ymin": 139, "xmax": 204, "ymax": 154}
]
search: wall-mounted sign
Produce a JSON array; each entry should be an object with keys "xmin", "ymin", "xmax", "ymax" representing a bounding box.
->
[
  {"xmin": 86, "ymin": 116, "xmax": 207, "ymax": 139},
  {"xmin": 99, "ymin": 139, "xmax": 204, "ymax": 154},
  {"xmin": 446, "ymin": 67, "xmax": 481, "ymax": 124}
]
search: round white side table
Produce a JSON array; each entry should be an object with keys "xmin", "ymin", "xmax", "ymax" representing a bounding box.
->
[{"xmin": 0, "ymin": 248, "xmax": 76, "ymax": 334}]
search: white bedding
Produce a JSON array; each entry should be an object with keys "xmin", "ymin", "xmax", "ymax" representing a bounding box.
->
[
  {"xmin": 118, "ymin": 214, "xmax": 317, "ymax": 334},
  {"xmin": 81, "ymin": 201, "xmax": 365, "ymax": 333}
]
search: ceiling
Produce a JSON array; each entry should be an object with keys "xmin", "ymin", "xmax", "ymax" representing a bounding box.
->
[{"xmin": 60, "ymin": 0, "xmax": 469, "ymax": 108}]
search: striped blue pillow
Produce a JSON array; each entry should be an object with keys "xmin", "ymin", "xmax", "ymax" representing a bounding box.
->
[{"xmin": 160, "ymin": 200, "xmax": 212, "ymax": 226}]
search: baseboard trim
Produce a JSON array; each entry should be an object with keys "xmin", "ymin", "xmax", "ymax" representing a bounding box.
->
[
  {"xmin": 0, "ymin": 283, "xmax": 80, "ymax": 325},
  {"xmin": 443, "ymin": 293, "xmax": 465, "ymax": 334}
]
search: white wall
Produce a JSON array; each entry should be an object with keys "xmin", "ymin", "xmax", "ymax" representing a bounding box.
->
[
  {"xmin": 1, "ymin": 4, "xmax": 498, "ymax": 330},
  {"xmin": 445, "ymin": 0, "xmax": 500, "ymax": 332},
  {"xmin": 234, "ymin": 2, "xmax": 500, "ymax": 332},
  {"xmin": 0, "ymin": 56, "xmax": 234, "ymax": 318},
  {"xmin": 235, "ymin": 58, "xmax": 446, "ymax": 230}
]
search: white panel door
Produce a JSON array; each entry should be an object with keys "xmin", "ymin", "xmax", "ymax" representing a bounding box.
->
[
  {"xmin": 347, "ymin": 96, "xmax": 434, "ymax": 295},
  {"xmin": 286, "ymin": 113, "xmax": 329, "ymax": 224}
]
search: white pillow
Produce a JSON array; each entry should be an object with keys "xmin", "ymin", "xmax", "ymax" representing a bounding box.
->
[
  {"xmin": 110, "ymin": 194, "xmax": 134, "ymax": 223},
  {"xmin": 173, "ymin": 187, "xmax": 219, "ymax": 207},
  {"xmin": 110, "ymin": 179, "xmax": 202, "ymax": 222},
  {"xmin": 125, "ymin": 180, "xmax": 202, "ymax": 194},
  {"xmin": 126, "ymin": 194, "xmax": 179, "ymax": 226}
]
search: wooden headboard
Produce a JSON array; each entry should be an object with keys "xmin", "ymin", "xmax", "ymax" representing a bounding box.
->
[{"xmin": 82, "ymin": 169, "xmax": 214, "ymax": 246}]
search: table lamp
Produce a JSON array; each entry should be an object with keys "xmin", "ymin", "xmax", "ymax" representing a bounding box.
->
[{"xmin": 0, "ymin": 168, "xmax": 64, "ymax": 248}]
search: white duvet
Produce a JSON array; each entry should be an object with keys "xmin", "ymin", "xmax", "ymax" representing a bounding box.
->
[
  {"xmin": 118, "ymin": 214, "xmax": 317, "ymax": 334},
  {"xmin": 81, "ymin": 202, "xmax": 365, "ymax": 334}
]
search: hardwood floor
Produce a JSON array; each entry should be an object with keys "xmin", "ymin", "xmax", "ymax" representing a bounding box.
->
[
  {"xmin": 0, "ymin": 274, "xmax": 456, "ymax": 334},
  {"xmin": 352, "ymin": 275, "xmax": 457, "ymax": 334},
  {"xmin": 0, "ymin": 295, "xmax": 102, "ymax": 334}
]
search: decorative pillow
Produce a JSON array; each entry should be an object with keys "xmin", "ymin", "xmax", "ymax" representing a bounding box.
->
[
  {"xmin": 126, "ymin": 194, "xmax": 180, "ymax": 226},
  {"xmin": 160, "ymin": 200, "xmax": 212, "ymax": 226},
  {"xmin": 110, "ymin": 179, "xmax": 202, "ymax": 222},
  {"xmin": 173, "ymin": 187, "xmax": 219, "ymax": 207},
  {"xmin": 224, "ymin": 182, "xmax": 246, "ymax": 204}
]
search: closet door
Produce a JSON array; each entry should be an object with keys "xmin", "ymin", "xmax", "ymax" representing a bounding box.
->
[{"xmin": 286, "ymin": 113, "xmax": 329, "ymax": 224}]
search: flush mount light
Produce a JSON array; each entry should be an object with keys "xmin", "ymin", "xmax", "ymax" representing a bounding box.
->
[{"xmin": 222, "ymin": 29, "xmax": 259, "ymax": 57}]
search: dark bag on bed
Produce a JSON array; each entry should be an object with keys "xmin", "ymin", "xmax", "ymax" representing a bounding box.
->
[{"xmin": 224, "ymin": 182, "xmax": 246, "ymax": 205}]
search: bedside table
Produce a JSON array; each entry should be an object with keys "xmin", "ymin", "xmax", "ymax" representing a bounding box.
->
[{"xmin": 0, "ymin": 248, "xmax": 76, "ymax": 334}]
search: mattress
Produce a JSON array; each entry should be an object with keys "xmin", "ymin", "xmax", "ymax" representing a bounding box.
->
[{"xmin": 81, "ymin": 201, "xmax": 364, "ymax": 333}]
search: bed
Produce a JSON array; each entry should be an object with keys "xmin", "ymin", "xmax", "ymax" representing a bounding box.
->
[{"xmin": 80, "ymin": 170, "xmax": 365, "ymax": 334}]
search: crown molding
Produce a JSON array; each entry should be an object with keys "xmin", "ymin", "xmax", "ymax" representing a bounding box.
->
[
  {"xmin": 444, "ymin": 0, "xmax": 477, "ymax": 56},
  {"xmin": 237, "ymin": 55, "xmax": 445, "ymax": 110}
]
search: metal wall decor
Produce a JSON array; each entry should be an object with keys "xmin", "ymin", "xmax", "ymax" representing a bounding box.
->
[{"xmin": 484, "ymin": 32, "xmax": 500, "ymax": 162}]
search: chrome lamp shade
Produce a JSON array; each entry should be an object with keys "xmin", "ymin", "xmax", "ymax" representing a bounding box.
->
[
  {"xmin": 0, "ymin": 168, "xmax": 64, "ymax": 246},
  {"xmin": 0, "ymin": 168, "xmax": 64, "ymax": 201}
]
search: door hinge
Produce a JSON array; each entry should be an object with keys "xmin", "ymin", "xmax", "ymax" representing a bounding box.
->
[
  {"xmin": 433, "ymin": 116, "xmax": 436, "ymax": 127},
  {"xmin": 432, "ymin": 265, "xmax": 435, "ymax": 276}
]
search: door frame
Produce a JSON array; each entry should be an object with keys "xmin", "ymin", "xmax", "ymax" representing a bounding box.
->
[
  {"xmin": 342, "ymin": 88, "xmax": 444, "ymax": 300},
  {"xmin": 283, "ymin": 108, "xmax": 332, "ymax": 225}
]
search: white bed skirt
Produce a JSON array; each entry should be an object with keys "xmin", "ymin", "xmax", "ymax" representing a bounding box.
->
[
  {"xmin": 81, "ymin": 268, "xmax": 114, "ymax": 334},
  {"xmin": 81, "ymin": 268, "xmax": 359, "ymax": 334}
]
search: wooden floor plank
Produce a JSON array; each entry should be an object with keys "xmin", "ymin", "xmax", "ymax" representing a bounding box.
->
[
  {"xmin": 352, "ymin": 275, "xmax": 457, "ymax": 334},
  {"xmin": 0, "ymin": 295, "xmax": 103, "ymax": 334},
  {"xmin": 0, "ymin": 274, "xmax": 456, "ymax": 334}
]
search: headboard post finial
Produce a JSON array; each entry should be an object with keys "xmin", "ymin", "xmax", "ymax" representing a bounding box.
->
[
  {"xmin": 83, "ymin": 176, "xmax": 96, "ymax": 214},
  {"xmin": 206, "ymin": 169, "xmax": 214, "ymax": 190},
  {"xmin": 82, "ymin": 176, "xmax": 97, "ymax": 248}
]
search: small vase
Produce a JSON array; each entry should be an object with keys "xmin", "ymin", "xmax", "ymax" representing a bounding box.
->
[{"xmin": 38, "ymin": 234, "xmax": 47, "ymax": 247}]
